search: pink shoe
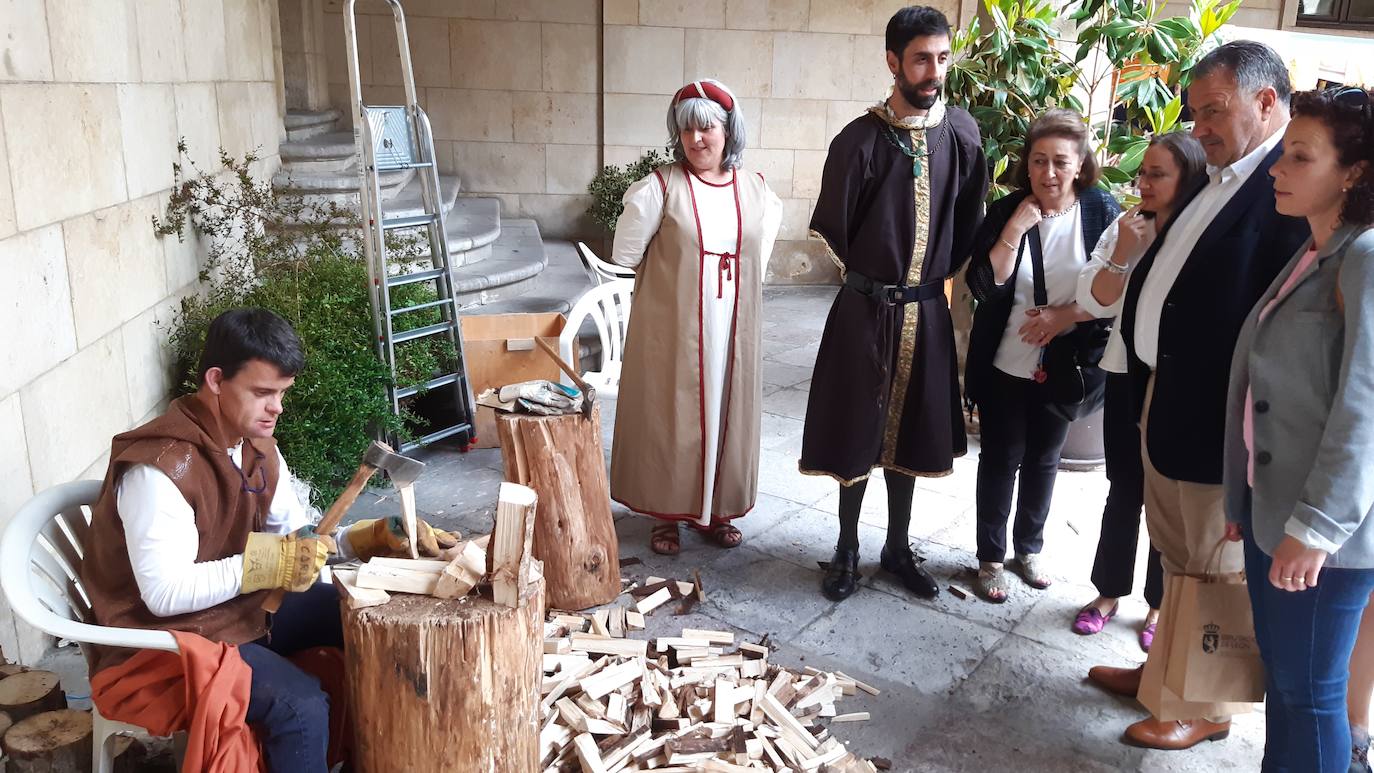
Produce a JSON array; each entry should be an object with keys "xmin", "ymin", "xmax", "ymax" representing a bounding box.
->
[
  {"xmin": 1140, "ymin": 621, "xmax": 1157, "ymax": 652},
  {"xmin": 1072, "ymin": 604, "xmax": 1117, "ymax": 635}
]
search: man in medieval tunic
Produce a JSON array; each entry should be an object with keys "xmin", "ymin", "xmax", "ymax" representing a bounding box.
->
[
  {"xmin": 81, "ymin": 308, "xmax": 453, "ymax": 772},
  {"xmin": 800, "ymin": 5, "xmax": 987, "ymax": 602}
]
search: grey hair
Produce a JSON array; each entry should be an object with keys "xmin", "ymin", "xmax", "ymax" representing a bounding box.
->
[
  {"xmin": 1193, "ymin": 40, "xmax": 1292, "ymax": 106},
  {"xmin": 666, "ymin": 79, "xmax": 747, "ymax": 170}
]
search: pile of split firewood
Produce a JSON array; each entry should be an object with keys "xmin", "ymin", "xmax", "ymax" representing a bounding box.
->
[
  {"xmin": 539, "ymin": 614, "xmax": 884, "ymax": 772},
  {"xmin": 332, "ymin": 483, "xmax": 540, "ymax": 610}
]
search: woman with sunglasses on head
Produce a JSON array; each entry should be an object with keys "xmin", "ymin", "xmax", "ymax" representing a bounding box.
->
[
  {"xmin": 1221, "ymin": 85, "xmax": 1374, "ymax": 773},
  {"xmin": 1070, "ymin": 133, "xmax": 1207, "ymax": 647}
]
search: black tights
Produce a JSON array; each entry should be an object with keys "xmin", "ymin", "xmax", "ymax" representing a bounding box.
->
[{"xmin": 836, "ymin": 471, "xmax": 916, "ymax": 552}]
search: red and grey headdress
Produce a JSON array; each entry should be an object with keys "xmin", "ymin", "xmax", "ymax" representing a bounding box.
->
[{"xmin": 673, "ymin": 80, "xmax": 735, "ymax": 112}]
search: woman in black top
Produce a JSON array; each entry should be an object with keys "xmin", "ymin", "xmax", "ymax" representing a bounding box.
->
[{"xmin": 965, "ymin": 109, "xmax": 1121, "ymax": 603}]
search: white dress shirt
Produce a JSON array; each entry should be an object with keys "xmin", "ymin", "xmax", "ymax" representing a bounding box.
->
[
  {"xmin": 1076, "ymin": 214, "xmax": 1158, "ymax": 375},
  {"xmin": 116, "ymin": 444, "xmax": 354, "ymax": 617},
  {"xmin": 994, "ymin": 205, "xmax": 1086, "ymax": 379},
  {"xmin": 1132, "ymin": 127, "xmax": 1287, "ymax": 368}
]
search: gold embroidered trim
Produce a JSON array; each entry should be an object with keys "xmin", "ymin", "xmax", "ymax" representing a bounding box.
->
[
  {"xmin": 867, "ymin": 92, "xmax": 947, "ymax": 130},
  {"xmin": 879, "ymin": 128, "xmax": 933, "ymax": 467},
  {"xmin": 797, "ymin": 465, "xmax": 871, "ymax": 487},
  {"xmin": 809, "ymin": 228, "xmax": 846, "ymax": 279}
]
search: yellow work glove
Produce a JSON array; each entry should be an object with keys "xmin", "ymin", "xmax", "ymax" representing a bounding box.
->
[
  {"xmin": 344, "ymin": 517, "xmax": 458, "ymax": 561},
  {"xmin": 241, "ymin": 525, "xmax": 335, "ymax": 594}
]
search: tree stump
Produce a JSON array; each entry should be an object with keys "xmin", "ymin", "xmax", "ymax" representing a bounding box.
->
[
  {"xmin": 2, "ymin": 709, "xmax": 93, "ymax": 772},
  {"xmin": 0, "ymin": 672, "xmax": 66, "ymax": 722},
  {"xmin": 342, "ymin": 582, "xmax": 545, "ymax": 772},
  {"xmin": 497, "ymin": 407, "xmax": 620, "ymax": 610}
]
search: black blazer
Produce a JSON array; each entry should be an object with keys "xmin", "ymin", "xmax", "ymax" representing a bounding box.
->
[
  {"xmin": 1119, "ymin": 142, "xmax": 1309, "ymax": 484},
  {"xmin": 964, "ymin": 186, "xmax": 1121, "ymax": 404}
]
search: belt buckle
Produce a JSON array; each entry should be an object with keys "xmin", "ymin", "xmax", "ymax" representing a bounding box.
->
[{"xmin": 882, "ymin": 285, "xmax": 905, "ymax": 305}]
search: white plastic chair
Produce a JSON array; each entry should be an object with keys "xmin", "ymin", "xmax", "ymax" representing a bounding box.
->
[
  {"xmin": 559, "ymin": 279, "xmax": 634, "ymax": 398},
  {"xmin": 1, "ymin": 480, "xmax": 178, "ymax": 773},
  {"xmin": 576, "ymin": 241, "xmax": 636, "ymax": 285}
]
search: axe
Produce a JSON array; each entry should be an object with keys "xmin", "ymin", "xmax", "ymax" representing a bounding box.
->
[
  {"xmin": 261, "ymin": 440, "xmax": 426, "ymax": 612},
  {"xmin": 535, "ymin": 338, "xmax": 595, "ymax": 420}
]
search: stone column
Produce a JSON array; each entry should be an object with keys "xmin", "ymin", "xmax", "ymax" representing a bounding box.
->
[{"xmin": 279, "ymin": 0, "xmax": 331, "ymax": 111}]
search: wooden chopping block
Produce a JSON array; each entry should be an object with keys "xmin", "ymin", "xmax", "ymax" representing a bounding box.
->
[{"xmin": 497, "ymin": 409, "xmax": 621, "ymax": 610}]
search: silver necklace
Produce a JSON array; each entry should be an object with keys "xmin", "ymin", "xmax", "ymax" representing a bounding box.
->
[{"xmin": 1041, "ymin": 199, "xmax": 1079, "ymax": 219}]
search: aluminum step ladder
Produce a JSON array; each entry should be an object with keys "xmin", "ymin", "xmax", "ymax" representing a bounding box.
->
[{"xmin": 343, "ymin": 0, "xmax": 476, "ymax": 452}]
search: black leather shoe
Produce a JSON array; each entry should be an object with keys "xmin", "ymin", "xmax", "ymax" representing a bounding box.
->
[
  {"xmin": 880, "ymin": 544, "xmax": 939, "ymax": 599},
  {"xmin": 820, "ymin": 546, "xmax": 861, "ymax": 601}
]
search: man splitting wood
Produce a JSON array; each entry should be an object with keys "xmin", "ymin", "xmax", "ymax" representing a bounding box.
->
[{"xmin": 80, "ymin": 308, "xmax": 453, "ymax": 772}]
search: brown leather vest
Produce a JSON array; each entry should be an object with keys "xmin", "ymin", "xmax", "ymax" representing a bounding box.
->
[{"xmin": 81, "ymin": 395, "xmax": 279, "ymax": 673}]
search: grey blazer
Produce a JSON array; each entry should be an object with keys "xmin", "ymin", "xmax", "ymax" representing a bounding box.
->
[{"xmin": 1223, "ymin": 224, "xmax": 1374, "ymax": 568}]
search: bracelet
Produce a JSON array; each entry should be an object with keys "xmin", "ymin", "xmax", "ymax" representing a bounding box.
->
[
  {"xmin": 998, "ymin": 237, "xmax": 1018, "ymax": 252},
  {"xmin": 1104, "ymin": 259, "xmax": 1130, "ymax": 274}
]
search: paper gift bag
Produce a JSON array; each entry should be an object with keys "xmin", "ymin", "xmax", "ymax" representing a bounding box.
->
[
  {"xmin": 1164, "ymin": 573, "xmax": 1265, "ymax": 704},
  {"xmin": 1139, "ymin": 575, "xmax": 1254, "ymax": 721}
]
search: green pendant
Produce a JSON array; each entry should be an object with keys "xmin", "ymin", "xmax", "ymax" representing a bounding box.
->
[{"xmin": 912, "ymin": 158, "xmax": 923, "ymax": 178}]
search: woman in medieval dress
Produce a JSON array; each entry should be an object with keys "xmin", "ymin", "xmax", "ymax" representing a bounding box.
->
[{"xmin": 608, "ymin": 78, "xmax": 783, "ymax": 555}]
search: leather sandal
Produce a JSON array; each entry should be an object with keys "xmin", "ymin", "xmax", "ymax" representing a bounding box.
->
[
  {"xmin": 650, "ymin": 522, "xmax": 681, "ymax": 555},
  {"xmin": 820, "ymin": 546, "xmax": 861, "ymax": 601},
  {"xmin": 692, "ymin": 522, "xmax": 743, "ymax": 549}
]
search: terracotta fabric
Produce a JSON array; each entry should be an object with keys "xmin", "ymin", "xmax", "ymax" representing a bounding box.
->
[
  {"xmin": 82, "ymin": 395, "xmax": 278, "ymax": 673},
  {"xmin": 90, "ymin": 630, "xmax": 265, "ymax": 773},
  {"xmin": 287, "ymin": 647, "xmax": 352, "ymax": 768},
  {"xmin": 610, "ymin": 162, "xmax": 768, "ymax": 520}
]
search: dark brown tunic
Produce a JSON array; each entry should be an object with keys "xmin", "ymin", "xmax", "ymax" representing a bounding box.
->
[
  {"xmin": 799, "ymin": 105, "xmax": 987, "ymax": 484},
  {"xmin": 81, "ymin": 395, "xmax": 278, "ymax": 673}
]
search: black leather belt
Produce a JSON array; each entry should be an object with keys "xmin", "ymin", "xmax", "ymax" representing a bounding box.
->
[{"xmin": 844, "ymin": 270, "xmax": 945, "ymax": 305}]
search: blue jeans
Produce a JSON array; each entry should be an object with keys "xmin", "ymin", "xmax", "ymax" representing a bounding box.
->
[
  {"xmin": 240, "ymin": 582, "xmax": 344, "ymax": 773},
  {"xmin": 1244, "ymin": 524, "xmax": 1374, "ymax": 773}
]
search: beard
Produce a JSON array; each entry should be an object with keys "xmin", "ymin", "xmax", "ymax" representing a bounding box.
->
[{"xmin": 897, "ymin": 72, "xmax": 942, "ymax": 110}]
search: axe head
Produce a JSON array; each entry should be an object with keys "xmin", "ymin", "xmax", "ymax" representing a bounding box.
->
[{"xmin": 362, "ymin": 440, "xmax": 426, "ymax": 487}]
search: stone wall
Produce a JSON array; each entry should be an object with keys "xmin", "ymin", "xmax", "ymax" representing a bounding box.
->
[
  {"xmin": 0, "ymin": 0, "xmax": 283, "ymax": 663},
  {"xmin": 322, "ymin": 0, "xmax": 603, "ymax": 240},
  {"xmin": 323, "ymin": 0, "xmax": 974, "ymax": 280},
  {"xmin": 603, "ymin": 0, "xmax": 964, "ymax": 284}
]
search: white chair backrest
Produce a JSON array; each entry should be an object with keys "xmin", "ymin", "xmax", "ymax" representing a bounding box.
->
[
  {"xmin": 576, "ymin": 242, "xmax": 635, "ymax": 285},
  {"xmin": 1, "ymin": 480, "xmax": 176, "ymax": 652},
  {"xmin": 559, "ymin": 279, "xmax": 634, "ymax": 398}
]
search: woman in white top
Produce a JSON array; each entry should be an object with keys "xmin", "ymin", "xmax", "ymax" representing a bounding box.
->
[
  {"xmin": 608, "ymin": 79, "xmax": 782, "ymax": 556},
  {"xmin": 1071, "ymin": 133, "xmax": 1207, "ymax": 646},
  {"xmin": 964, "ymin": 109, "xmax": 1121, "ymax": 602}
]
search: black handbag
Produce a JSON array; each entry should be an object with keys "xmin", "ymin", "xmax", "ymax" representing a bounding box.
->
[{"xmin": 1025, "ymin": 227, "xmax": 1108, "ymax": 423}]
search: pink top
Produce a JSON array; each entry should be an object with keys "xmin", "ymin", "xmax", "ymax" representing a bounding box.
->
[{"xmin": 1245, "ymin": 245, "xmax": 1321, "ymax": 484}]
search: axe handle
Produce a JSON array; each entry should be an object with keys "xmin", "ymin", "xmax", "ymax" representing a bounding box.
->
[
  {"xmin": 535, "ymin": 338, "xmax": 592, "ymax": 393},
  {"xmin": 260, "ymin": 461, "xmax": 379, "ymax": 613}
]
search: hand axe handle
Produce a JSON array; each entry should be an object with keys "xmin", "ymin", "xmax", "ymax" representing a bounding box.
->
[
  {"xmin": 261, "ymin": 460, "xmax": 379, "ymax": 613},
  {"xmin": 535, "ymin": 338, "xmax": 592, "ymax": 393}
]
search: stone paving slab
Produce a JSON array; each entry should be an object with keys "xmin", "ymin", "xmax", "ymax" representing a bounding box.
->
[{"xmin": 341, "ymin": 286, "xmax": 1265, "ymax": 770}]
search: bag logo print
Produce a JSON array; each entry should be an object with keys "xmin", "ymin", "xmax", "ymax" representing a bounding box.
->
[{"xmin": 1202, "ymin": 622, "xmax": 1220, "ymax": 654}]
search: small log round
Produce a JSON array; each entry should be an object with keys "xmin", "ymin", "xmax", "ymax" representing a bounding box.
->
[
  {"xmin": 0, "ymin": 664, "xmax": 31, "ymax": 678},
  {"xmin": 342, "ymin": 582, "xmax": 545, "ymax": 772},
  {"xmin": 0, "ymin": 672, "xmax": 66, "ymax": 721},
  {"xmin": 497, "ymin": 407, "xmax": 621, "ymax": 610},
  {"xmin": 2, "ymin": 709, "xmax": 93, "ymax": 773}
]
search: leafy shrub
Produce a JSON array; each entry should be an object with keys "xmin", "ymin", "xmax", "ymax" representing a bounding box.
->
[
  {"xmin": 586, "ymin": 148, "xmax": 671, "ymax": 231},
  {"xmin": 157, "ymin": 146, "xmax": 449, "ymax": 507}
]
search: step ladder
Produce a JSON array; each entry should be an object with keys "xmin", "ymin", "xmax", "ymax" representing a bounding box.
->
[{"xmin": 343, "ymin": 0, "xmax": 477, "ymax": 453}]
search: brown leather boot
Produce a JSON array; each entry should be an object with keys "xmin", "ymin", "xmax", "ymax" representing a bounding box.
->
[
  {"xmin": 1086, "ymin": 664, "xmax": 1144, "ymax": 697},
  {"xmin": 1123, "ymin": 717, "xmax": 1230, "ymax": 750}
]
